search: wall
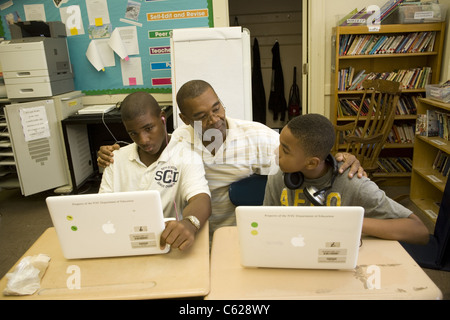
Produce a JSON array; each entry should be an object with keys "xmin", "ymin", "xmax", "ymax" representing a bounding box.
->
[{"xmin": 228, "ymin": 0, "xmax": 302, "ymax": 128}]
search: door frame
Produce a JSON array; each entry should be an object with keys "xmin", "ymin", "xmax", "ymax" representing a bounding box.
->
[{"xmin": 302, "ymin": 0, "xmax": 326, "ymax": 116}]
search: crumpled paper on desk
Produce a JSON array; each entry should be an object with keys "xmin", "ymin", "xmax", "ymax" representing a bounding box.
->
[{"xmin": 3, "ymin": 254, "xmax": 50, "ymax": 296}]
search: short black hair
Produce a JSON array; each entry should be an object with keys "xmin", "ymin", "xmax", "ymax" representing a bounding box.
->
[
  {"xmin": 120, "ymin": 91, "xmax": 160, "ymax": 122},
  {"xmin": 287, "ymin": 113, "xmax": 335, "ymax": 160},
  {"xmin": 176, "ymin": 80, "xmax": 217, "ymax": 113}
]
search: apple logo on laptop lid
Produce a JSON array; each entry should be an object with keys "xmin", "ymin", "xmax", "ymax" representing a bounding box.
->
[
  {"xmin": 291, "ymin": 234, "xmax": 306, "ymax": 247},
  {"xmin": 102, "ymin": 221, "xmax": 116, "ymax": 234}
]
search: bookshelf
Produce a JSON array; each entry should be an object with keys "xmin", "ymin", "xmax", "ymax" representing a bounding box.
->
[
  {"xmin": 331, "ymin": 22, "xmax": 446, "ymax": 182},
  {"xmin": 410, "ymin": 98, "xmax": 450, "ymax": 224}
]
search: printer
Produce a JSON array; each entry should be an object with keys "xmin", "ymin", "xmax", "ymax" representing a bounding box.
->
[{"xmin": 0, "ymin": 21, "xmax": 74, "ymax": 99}]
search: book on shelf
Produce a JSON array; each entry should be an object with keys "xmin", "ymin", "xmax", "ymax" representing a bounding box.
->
[
  {"xmin": 338, "ymin": 94, "xmax": 420, "ymax": 117},
  {"xmin": 427, "ymin": 109, "xmax": 439, "ymax": 137},
  {"xmin": 396, "ymin": 94, "xmax": 420, "ymax": 115},
  {"xmin": 443, "ymin": 112, "xmax": 449, "ymax": 140},
  {"xmin": 338, "ymin": 97, "xmax": 372, "ymax": 116},
  {"xmin": 432, "ymin": 150, "xmax": 450, "ymax": 177},
  {"xmin": 340, "ymin": 8, "xmax": 371, "ymax": 26},
  {"xmin": 379, "ymin": 0, "xmax": 406, "ymax": 21},
  {"xmin": 436, "ymin": 111, "xmax": 450, "ymax": 140},
  {"xmin": 339, "ymin": 0, "xmax": 406, "ymax": 26},
  {"xmin": 376, "ymin": 157, "xmax": 412, "ymax": 174},
  {"xmin": 337, "ymin": 123, "xmax": 414, "ymax": 145},
  {"xmin": 416, "ymin": 113, "xmax": 427, "ymax": 135},
  {"xmin": 339, "ymin": 67, "xmax": 431, "ymax": 91},
  {"xmin": 416, "ymin": 109, "xmax": 450, "ymax": 138},
  {"xmin": 338, "ymin": 8, "xmax": 359, "ymax": 26},
  {"xmin": 387, "ymin": 124, "xmax": 415, "ymax": 144},
  {"xmin": 339, "ymin": 31, "xmax": 437, "ymax": 56}
]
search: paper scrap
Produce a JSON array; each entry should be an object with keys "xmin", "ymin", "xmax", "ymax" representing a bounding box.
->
[
  {"xmin": 117, "ymin": 26, "xmax": 139, "ymax": 55},
  {"xmin": 109, "ymin": 28, "xmax": 129, "ymax": 60},
  {"xmin": 24, "ymin": 4, "xmax": 46, "ymax": 22},
  {"xmin": 86, "ymin": 0, "xmax": 110, "ymax": 26},
  {"xmin": 121, "ymin": 57, "xmax": 143, "ymax": 86},
  {"xmin": 86, "ymin": 39, "xmax": 115, "ymax": 72},
  {"xmin": 19, "ymin": 106, "xmax": 50, "ymax": 142}
]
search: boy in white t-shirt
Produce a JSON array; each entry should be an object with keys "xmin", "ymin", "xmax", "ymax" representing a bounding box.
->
[{"xmin": 99, "ymin": 92, "xmax": 211, "ymax": 251}]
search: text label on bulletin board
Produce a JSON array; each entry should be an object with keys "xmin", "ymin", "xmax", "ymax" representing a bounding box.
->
[{"xmin": 0, "ymin": 0, "xmax": 213, "ymax": 95}]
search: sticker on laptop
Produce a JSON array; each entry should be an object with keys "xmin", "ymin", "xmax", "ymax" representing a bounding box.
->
[
  {"xmin": 318, "ymin": 242, "xmax": 347, "ymax": 263},
  {"xmin": 130, "ymin": 226, "xmax": 157, "ymax": 248}
]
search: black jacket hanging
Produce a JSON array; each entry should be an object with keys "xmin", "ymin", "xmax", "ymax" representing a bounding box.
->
[
  {"xmin": 268, "ymin": 41, "xmax": 287, "ymax": 121},
  {"xmin": 251, "ymin": 38, "xmax": 266, "ymax": 124}
]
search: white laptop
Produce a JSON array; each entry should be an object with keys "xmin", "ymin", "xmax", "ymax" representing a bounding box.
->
[
  {"xmin": 236, "ymin": 206, "xmax": 364, "ymax": 270},
  {"xmin": 46, "ymin": 190, "xmax": 170, "ymax": 259}
]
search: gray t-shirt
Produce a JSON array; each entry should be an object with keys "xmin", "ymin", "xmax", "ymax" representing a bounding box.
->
[{"xmin": 263, "ymin": 163, "xmax": 412, "ymax": 219}]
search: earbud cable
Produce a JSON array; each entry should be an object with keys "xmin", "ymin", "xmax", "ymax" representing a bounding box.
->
[
  {"xmin": 163, "ymin": 118, "xmax": 180, "ymax": 221},
  {"xmin": 101, "ymin": 110, "xmax": 130, "ymax": 146}
]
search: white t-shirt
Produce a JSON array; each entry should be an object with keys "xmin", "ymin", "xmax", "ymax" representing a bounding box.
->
[
  {"xmin": 172, "ymin": 117, "xmax": 280, "ymax": 236},
  {"xmin": 99, "ymin": 138, "xmax": 210, "ymax": 219}
]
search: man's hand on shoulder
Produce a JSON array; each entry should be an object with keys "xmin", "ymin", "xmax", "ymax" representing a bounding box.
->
[
  {"xmin": 97, "ymin": 144, "xmax": 120, "ymax": 168},
  {"xmin": 335, "ymin": 152, "xmax": 367, "ymax": 178}
]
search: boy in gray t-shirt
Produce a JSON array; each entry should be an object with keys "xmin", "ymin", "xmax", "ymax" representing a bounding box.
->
[{"xmin": 263, "ymin": 114, "xmax": 429, "ymax": 245}]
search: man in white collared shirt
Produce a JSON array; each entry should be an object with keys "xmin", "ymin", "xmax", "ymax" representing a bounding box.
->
[{"xmin": 171, "ymin": 109, "xmax": 279, "ymax": 237}]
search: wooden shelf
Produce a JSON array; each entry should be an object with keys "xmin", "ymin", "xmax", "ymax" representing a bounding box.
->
[
  {"xmin": 331, "ymin": 23, "xmax": 446, "ymax": 183},
  {"xmin": 410, "ymin": 98, "xmax": 450, "ymax": 225},
  {"xmin": 418, "ymin": 97, "xmax": 450, "ymax": 112},
  {"xmin": 336, "ymin": 23, "xmax": 445, "ymax": 35},
  {"xmin": 337, "ymin": 115, "xmax": 417, "ymax": 121},
  {"xmin": 416, "ymin": 135, "xmax": 450, "ymax": 154},
  {"xmin": 413, "ymin": 167, "xmax": 447, "ymax": 193},
  {"xmin": 338, "ymin": 89, "xmax": 426, "ymax": 94},
  {"xmin": 372, "ymin": 172, "xmax": 411, "ymax": 178},
  {"xmin": 338, "ymin": 51, "xmax": 439, "ymax": 59},
  {"xmin": 410, "ymin": 197, "xmax": 439, "ymax": 223}
]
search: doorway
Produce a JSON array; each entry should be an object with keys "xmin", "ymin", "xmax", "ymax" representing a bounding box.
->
[{"xmin": 228, "ymin": 0, "xmax": 304, "ymax": 129}]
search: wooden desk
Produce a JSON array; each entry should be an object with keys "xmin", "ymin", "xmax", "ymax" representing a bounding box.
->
[
  {"xmin": 0, "ymin": 225, "xmax": 209, "ymax": 300},
  {"xmin": 206, "ymin": 227, "xmax": 442, "ymax": 300}
]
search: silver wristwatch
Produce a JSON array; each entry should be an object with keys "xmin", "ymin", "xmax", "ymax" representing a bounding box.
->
[{"xmin": 184, "ymin": 215, "xmax": 200, "ymax": 230}]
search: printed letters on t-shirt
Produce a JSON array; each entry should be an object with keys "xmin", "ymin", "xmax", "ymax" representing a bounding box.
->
[{"xmin": 155, "ymin": 165, "xmax": 179, "ymax": 188}]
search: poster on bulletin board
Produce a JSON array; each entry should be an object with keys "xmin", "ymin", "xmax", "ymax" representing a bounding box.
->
[{"xmin": 0, "ymin": 0, "xmax": 213, "ymax": 95}]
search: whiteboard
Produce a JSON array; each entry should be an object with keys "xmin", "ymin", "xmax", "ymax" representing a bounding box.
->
[{"xmin": 170, "ymin": 27, "xmax": 252, "ymax": 128}]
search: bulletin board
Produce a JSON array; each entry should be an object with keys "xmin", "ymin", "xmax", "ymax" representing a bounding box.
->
[{"xmin": 0, "ymin": 0, "xmax": 213, "ymax": 95}]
